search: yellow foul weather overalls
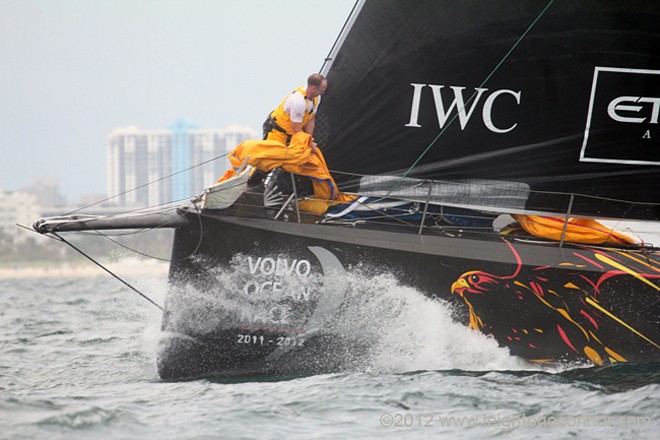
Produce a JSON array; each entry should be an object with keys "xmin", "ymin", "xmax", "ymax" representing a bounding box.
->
[{"xmin": 263, "ymin": 86, "xmax": 318, "ymax": 145}]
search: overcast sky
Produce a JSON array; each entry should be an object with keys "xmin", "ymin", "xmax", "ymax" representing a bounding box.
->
[{"xmin": 0, "ymin": 0, "xmax": 355, "ymax": 201}]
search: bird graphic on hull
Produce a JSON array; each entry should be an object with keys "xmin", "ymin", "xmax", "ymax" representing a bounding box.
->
[{"xmin": 450, "ymin": 240, "xmax": 660, "ymax": 366}]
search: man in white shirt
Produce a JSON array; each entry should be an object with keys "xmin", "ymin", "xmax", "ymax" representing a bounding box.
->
[{"xmin": 263, "ymin": 73, "xmax": 328, "ymax": 147}]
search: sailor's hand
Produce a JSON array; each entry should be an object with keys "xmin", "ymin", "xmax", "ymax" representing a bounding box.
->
[{"xmin": 311, "ymin": 141, "xmax": 318, "ymax": 152}]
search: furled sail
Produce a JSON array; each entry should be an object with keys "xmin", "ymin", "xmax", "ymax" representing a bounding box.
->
[{"xmin": 316, "ymin": 0, "xmax": 660, "ymax": 220}]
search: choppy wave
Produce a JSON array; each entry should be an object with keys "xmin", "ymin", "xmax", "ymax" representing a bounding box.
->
[
  {"xmin": 163, "ymin": 262, "xmax": 532, "ymax": 375},
  {"xmin": 1, "ymin": 274, "xmax": 658, "ymax": 439}
]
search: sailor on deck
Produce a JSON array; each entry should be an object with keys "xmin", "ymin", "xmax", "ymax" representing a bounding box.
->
[
  {"xmin": 218, "ymin": 73, "xmax": 353, "ymax": 214},
  {"xmin": 263, "ymin": 73, "xmax": 327, "ymax": 148}
]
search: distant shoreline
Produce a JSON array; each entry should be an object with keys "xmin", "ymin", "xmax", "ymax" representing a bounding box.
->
[{"xmin": 0, "ymin": 259, "xmax": 169, "ymax": 280}]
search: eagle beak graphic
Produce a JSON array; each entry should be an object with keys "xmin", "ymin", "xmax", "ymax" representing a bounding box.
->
[{"xmin": 451, "ymin": 278, "xmax": 469, "ymax": 296}]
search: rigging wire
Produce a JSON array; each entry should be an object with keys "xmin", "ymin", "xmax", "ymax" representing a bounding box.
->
[
  {"xmin": 84, "ymin": 199, "xmax": 205, "ymax": 263},
  {"xmin": 51, "ymin": 231, "xmax": 164, "ymax": 311},
  {"xmin": 20, "ymin": 200, "xmax": 206, "ymax": 310},
  {"xmin": 399, "ymin": 0, "xmax": 556, "ymax": 182},
  {"xmin": 43, "ymin": 149, "xmax": 217, "ymax": 265},
  {"xmin": 65, "ymin": 152, "xmax": 230, "ymax": 216}
]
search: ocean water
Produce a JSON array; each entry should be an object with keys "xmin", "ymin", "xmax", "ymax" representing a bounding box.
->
[{"xmin": 1, "ymin": 273, "xmax": 658, "ymax": 440}]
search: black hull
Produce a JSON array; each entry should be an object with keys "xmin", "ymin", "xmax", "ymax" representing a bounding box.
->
[
  {"xmin": 158, "ymin": 209, "xmax": 660, "ymax": 380},
  {"xmin": 157, "ymin": 331, "xmax": 367, "ymax": 381}
]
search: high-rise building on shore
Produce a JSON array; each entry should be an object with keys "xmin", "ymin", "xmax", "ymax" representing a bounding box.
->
[
  {"xmin": 0, "ymin": 190, "xmax": 39, "ymax": 238},
  {"xmin": 107, "ymin": 120, "xmax": 256, "ymax": 207}
]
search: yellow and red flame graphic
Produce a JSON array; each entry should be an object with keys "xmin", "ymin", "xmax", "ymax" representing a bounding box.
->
[{"xmin": 451, "ymin": 240, "xmax": 660, "ymax": 366}]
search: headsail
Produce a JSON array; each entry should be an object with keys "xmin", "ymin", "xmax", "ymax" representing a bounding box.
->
[{"xmin": 317, "ymin": 0, "xmax": 660, "ymax": 220}]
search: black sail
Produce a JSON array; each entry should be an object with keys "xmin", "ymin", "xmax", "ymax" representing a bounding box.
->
[{"xmin": 317, "ymin": 0, "xmax": 660, "ymax": 219}]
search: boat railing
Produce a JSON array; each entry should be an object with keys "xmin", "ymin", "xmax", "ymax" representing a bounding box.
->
[
  {"xmin": 30, "ymin": 167, "xmax": 658, "ymax": 249},
  {"xmin": 253, "ymin": 169, "xmax": 659, "ymax": 248}
]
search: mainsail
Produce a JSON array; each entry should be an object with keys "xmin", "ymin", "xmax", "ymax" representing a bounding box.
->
[{"xmin": 316, "ymin": 0, "xmax": 660, "ymax": 220}]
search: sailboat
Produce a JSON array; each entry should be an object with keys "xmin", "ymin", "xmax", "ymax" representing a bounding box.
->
[{"xmin": 34, "ymin": 0, "xmax": 660, "ymax": 380}]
